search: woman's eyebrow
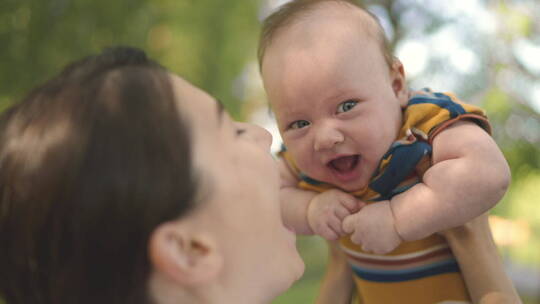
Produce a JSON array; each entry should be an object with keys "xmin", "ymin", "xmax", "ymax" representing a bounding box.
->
[{"xmin": 215, "ymin": 98, "xmax": 226, "ymax": 124}]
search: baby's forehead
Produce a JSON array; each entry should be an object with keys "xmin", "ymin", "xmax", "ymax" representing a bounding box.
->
[
  {"xmin": 282, "ymin": 2, "xmax": 380, "ymax": 43},
  {"xmin": 265, "ymin": 6, "xmax": 384, "ymax": 71}
]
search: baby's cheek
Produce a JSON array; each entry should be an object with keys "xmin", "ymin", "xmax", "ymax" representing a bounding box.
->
[
  {"xmin": 287, "ymin": 145, "xmax": 326, "ymax": 177},
  {"xmin": 295, "ymin": 157, "xmax": 314, "ymax": 172},
  {"xmin": 301, "ymin": 162, "xmax": 332, "ymax": 182}
]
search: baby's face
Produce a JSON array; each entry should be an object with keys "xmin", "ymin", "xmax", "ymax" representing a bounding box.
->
[{"xmin": 262, "ymin": 11, "xmax": 408, "ymax": 191}]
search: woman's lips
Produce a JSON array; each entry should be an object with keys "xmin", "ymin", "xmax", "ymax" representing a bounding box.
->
[{"xmin": 327, "ymin": 155, "xmax": 361, "ymax": 182}]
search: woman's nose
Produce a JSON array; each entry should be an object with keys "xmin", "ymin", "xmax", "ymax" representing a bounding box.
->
[
  {"xmin": 237, "ymin": 122, "xmax": 273, "ymax": 150},
  {"xmin": 313, "ymin": 124, "xmax": 344, "ymax": 151},
  {"xmin": 254, "ymin": 125, "xmax": 273, "ymax": 150}
]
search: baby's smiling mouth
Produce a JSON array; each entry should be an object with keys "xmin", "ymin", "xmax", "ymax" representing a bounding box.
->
[{"xmin": 328, "ymin": 155, "xmax": 359, "ymax": 173}]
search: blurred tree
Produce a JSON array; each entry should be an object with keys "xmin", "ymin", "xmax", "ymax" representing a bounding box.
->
[
  {"xmin": 1, "ymin": 0, "xmax": 149, "ymax": 106},
  {"xmin": 0, "ymin": 0, "xmax": 262, "ymax": 118},
  {"xmin": 1, "ymin": 0, "xmax": 539, "ymax": 302}
]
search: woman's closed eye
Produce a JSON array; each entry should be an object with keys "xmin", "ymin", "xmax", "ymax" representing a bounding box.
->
[
  {"xmin": 236, "ymin": 128, "xmax": 246, "ymax": 136},
  {"xmin": 337, "ymin": 100, "xmax": 358, "ymax": 113},
  {"xmin": 289, "ymin": 120, "xmax": 310, "ymax": 130}
]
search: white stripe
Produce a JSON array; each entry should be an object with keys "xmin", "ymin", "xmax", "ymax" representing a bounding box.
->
[{"xmin": 340, "ymin": 243, "xmax": 450, "ymax": 261}]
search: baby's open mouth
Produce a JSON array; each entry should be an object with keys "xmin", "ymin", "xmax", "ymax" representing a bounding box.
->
[{"xmin": 328, "ymin": 155, "xmax": 359, "ymax": 173}]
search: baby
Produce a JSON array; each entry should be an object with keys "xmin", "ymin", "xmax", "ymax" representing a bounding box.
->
[{"xmin": 258, "ymin": 0, "xmax": 511, "ymax": 303}]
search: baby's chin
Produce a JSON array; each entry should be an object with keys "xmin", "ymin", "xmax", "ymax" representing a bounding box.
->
[
  {"xmin": 334, "ymin": 180, "xmax": 369, "ymax": 193},
  {"xmin": 328, "ymin": 170, "xmax": 370, "ymax": 193},
  {"xmin": 311, "ymin": 173, "xmax": 367, "ymax": 193}
]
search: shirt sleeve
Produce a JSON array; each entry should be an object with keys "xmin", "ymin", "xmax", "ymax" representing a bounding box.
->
[{"xmin": 401, "ymin": 89, "xmax": 491, "ymax": 144}]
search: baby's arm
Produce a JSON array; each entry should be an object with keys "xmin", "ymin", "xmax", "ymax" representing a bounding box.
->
[
  {"xmin": 278, "ymin": 158, "xmax": 361, "ymax": 239},
  {"xmin": 390, "ymin": 121, "xmax": 511, "ymax": 241},
  {"xmin": 278, "ymin": 157, "xmax": 318, "ymax": 235}
]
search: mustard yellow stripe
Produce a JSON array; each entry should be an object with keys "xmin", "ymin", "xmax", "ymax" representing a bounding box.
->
[
  {"xmin": 354, "ymin": 272, "xmax": 470, "ymax": 304},
  {"xmin": 340, "ymin": 234, "xmax": 448, "ymax": 256}
]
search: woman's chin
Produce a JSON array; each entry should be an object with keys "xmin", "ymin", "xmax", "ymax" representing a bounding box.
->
[
  {"xmin": 296, "ymin": 260, "xmax": 306, "ymax": 281},
  {"xmin": 290, "ymin": 254, "xmax": 306, "ymax": 286},
  {"xmin": 273, "ymin": 259, "xmax": 305, "ymax": 298}
]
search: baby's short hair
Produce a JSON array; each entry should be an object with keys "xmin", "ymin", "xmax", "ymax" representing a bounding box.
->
[{"xmin": 258, "ymin": 0, "xmax": 395, "ymax": 71}]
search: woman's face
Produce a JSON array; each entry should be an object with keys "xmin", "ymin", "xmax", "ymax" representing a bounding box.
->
[{"xmin": 170, "ymin": 75, "xmax": 304, "ymax": 300}]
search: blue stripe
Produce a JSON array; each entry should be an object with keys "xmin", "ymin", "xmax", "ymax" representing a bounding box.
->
[
  {"xmin": 369, "ymin": 141, "xmax": 431, "ymax": 198},
  {"xmin": 351, "ymin": 259, "xmax": 460, "ymax": 282},
  {"xmin": 299, "ymin": 173, "xmax": 323, "ymax": 185},
  {"xmin": 372, "ymin": 180, "xmax": 420, "ymax": 201},
  {"xmin": 391, "ymin": 182, "xmax": 418, "ymax": 195},
  {"xmin": 407, "ymin": 94, "xmax": 466, "ymax": 118},
  {"xmin": 352, "ymin": 258, "xmax": 456, "ymax": 275}
]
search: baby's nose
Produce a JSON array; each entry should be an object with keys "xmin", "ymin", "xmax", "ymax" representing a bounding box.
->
[{"xmin": 314, "ymin": 125, "xmax": 344, "ymax": 151}]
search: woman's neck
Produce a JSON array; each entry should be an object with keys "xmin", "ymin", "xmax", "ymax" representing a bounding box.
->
[{"xmin": 149, "ymin": 275, "xmax": 269, "ymax": 304}]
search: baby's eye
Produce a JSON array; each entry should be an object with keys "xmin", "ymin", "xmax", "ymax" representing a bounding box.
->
[
  {"xmin": 337, "ymin": 100, "xmax": 358, "ymax": 113},
  {"xmin": 289, "ymin": 120, "xmax": 311, "ymax": 130},
  {"xmin": 236, "ymin": 128, "xmax": 246, "ymax": 136}
]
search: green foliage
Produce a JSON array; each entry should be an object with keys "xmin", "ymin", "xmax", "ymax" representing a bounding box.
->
[
  {"xmin": 143, "ymin": 0, "xmax": 261, "ymax": 119},
  {"xmin": 482, "ymin": 88, "xmax": 512, "ymax": 122},
  {"xmin": 272, "ymin": 236, "xmax": 328, "ymax": 304},
  {"xmin": 0, "ymin": 0, "xmax": 261, "ymax": 119},
  {"xmin": 1, "ymin": 0, "xmax": 148, "ymax": 101},
  {"xmin": 496, "ymin": 1, "xmax": 534, "ymax": 38},
  {"xmin": 502, "ymin": 171, "xmax": 540, "ymax": 264},
  {"xmin": 1, "ymin": 0, "xmax": 539, "ymax": 302}
]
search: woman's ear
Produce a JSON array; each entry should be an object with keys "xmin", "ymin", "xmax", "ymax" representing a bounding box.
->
[
  {"xmin": 148, "ymin": 221, "xmax": 223, "ymax": 287},
  {"xmin": 390, "ymin": 58, "xmax": 409, "ymax": 108}
]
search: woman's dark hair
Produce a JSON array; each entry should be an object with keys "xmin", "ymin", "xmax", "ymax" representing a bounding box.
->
[{"xmin": 0, "ymin": 47, "xmax": 197, "ymax": 304}]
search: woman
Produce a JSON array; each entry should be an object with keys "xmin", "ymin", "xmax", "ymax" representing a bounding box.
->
[{"xmin": 0, "ymin": 47, "xmax": 304, "ymax": 304}]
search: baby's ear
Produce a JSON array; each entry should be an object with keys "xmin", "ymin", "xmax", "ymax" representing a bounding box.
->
[
  {"xmin": 390, "ymin": 58, "xmax": 408, "ymax": 108},
  {"xmin": 148, "ymin": 221, "xmax": 223, "ymax": 287}
]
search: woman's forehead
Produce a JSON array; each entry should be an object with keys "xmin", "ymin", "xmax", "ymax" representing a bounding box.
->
[
  {"xmin": 168, "ymin": 73, "xmax": 229, "ymax": 170},
  {"xmin": 169, "ymin": 74, "xmax": 222, "ymax": 123}
]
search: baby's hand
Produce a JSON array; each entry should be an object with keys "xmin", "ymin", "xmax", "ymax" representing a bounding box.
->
[
  {"xmin": 342, "ymin": 201, "xmax": 402, "ymax": 254},
  {"xmin": 307, "ymin": 189, "xmax": 364, "ymax": 241}
]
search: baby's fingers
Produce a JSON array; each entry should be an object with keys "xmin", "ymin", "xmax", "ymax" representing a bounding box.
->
[
  {"xmin": 342, "ymin": 213, "xmax": 357, "ymax": 234},
  {"xmin": 355, "ymin": 200, "xmax": 367, "ymax": 211},
  {"xmin": 327, "ymin": 216, "xmax": 346, "ymax": 237},
  {"xmin": 334, "ymin": 205, "xmax": 352, "ymax": 220},
  {"xmin": 338, "ymin": 195, "xmax": 360, "ymax": 213},
  {"xmin": 318, "ymin": 224, "xmax": 339, "ymax": 241}
]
